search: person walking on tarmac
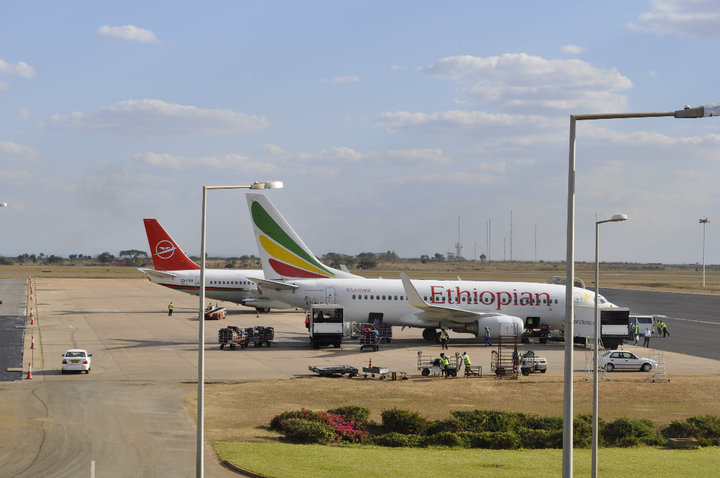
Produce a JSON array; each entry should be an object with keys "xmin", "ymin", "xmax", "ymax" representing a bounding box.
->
[
  {"xmin": 484, "ymin": 326, "xmax": 492, "ymax": 347},
  {"xmin": 643, "ymin": 328, "xmax": 651, "ymax": 348},
  {"xmin": 658, "ymin": 320, "xmax": 670, "ymax": 337},
  {"xmin": 632, "ymin": 323, "xmax": 639, "ymax": 346},
  {"xmin": 440, "ymin": 353, "xmax": 451, "ymax": 378},
  {"xmin": 168, "ymin": 302, "xmax": 173, "ymax": 316},
  {"xmin": 439, "ymin": 329, "xmax": 449, "ymax": 350}
]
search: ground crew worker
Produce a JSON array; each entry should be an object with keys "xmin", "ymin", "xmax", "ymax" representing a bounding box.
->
[
  {"xmin": 440, "ymin": 353, "xmax": 450, "ymax": 378},
  {"xmin": 643, "ymin": 328, "xmax": 651, "ymax": 347},
  {"xmin": 168, "ymin": 302, "xmax": 173, "ymax": 316},
  {"xmin": 462, "ymin": 351, "xmax": 471, "ymax": 374},
  {"xmin": 484, "ymin": 326, "xmax": 491, "ymax": 346},
  {"xmin": 657, "ymin": 321, "xmax": 663, "ymax": 336},
  {"xmin": 439, "ymin": 329, "xmax": 449, "ymax": 350},
  {"xmin": 632, "ymin": 323, "xmax": 639, "ymax": 346},
  {"xmin": 304, "ymin": 313, "xmax": 310, "ymax": 329},
  {"xmin": 659, "ymin": 320, "xmax": 670, "ymax": 337}
]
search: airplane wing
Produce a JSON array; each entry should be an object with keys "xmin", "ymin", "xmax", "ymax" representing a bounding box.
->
[
  {"xmin": 247, "ymin": 277, "xmax": 300, "ymax": 291},
  {"xmin": 138, "ymin": 268, "xmax": 177, "ymax": 280},
  {"xmin": 400, "ymin": 273, "xmax": 512, "ymax": 323}
]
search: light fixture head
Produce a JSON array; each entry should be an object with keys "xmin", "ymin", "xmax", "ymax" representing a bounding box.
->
[
  {"xmin": 250, "ymin": 181, "xmax": 284, "ymax": 190},
  {"xmin": 610, "ymin": 214, "xmax": 628, "ymax": 222}
]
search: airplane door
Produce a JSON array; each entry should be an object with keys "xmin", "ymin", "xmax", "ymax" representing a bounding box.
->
[{"xmin": 325, "ymin": 287, "xmax": 336, "ymax": 303}]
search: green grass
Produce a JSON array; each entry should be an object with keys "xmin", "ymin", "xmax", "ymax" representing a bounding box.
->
[{"xmin": 215, "ymin": 442, "xmax": 720, "ymax": 478}]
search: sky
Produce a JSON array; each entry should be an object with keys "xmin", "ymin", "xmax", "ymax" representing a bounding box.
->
[{"xmin": 2, "ymin": 0, "xmax": 720, "ymax": 264}]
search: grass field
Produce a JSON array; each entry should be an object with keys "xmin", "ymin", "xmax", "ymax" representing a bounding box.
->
[{"xmin": 213, "ymin": 442, "xmax": 720, "ymax": 478}]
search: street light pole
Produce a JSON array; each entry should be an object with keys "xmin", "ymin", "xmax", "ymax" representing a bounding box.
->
[
  {"xmin": 593, "ymin": 214, "xmax": 627, "ymax": 478},
  {"xmin": 700, "ymin": 218, "xmax": 709, "ymax": 287},
  {"xmin": 563, "ymin": 103, "xmax": 719, "ymax": 478},
  {"xmin": 197, "ymin": 181, "xmax": 283, "ymax": 478}
]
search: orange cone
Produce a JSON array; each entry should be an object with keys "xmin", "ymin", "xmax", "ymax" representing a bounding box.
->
[
  {"xmin": 369, "ymin": 358, "xmax": 372, "ymax": 368},
  {"xmin": 27, "ymin": 363, "xmax": 32, "ymax": 379},
  {"xmin": 31, "ymin": 336, "xmax": 35, "ymax": 349}
]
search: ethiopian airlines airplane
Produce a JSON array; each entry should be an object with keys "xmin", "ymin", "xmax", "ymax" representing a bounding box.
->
[
  {"xmin": 245, "ymin": 193, "xmax": 620, "ymax": 341},
  {"xmin": 139, "ymin": 218, "xmax": 294, "ymax": 312}
]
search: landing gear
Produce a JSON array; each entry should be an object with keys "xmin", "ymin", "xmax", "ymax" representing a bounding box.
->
[{"xmin": 422, "ymin": 328, "xmax": 440, "ymax": 342}]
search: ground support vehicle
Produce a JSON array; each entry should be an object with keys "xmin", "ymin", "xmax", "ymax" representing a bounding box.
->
[
  {"xmin": 247, "ymin": 326, "xmax": 274, "ymax": 347},
  {"xmin": 309, "ymin": 304, "xmax": 344, "ymax": 349},
  {"xmin": 218, "ymin": 326, "xmax": 249, "ymax": 350},
  {"xmin": 522, "ymin": 317, "xmax": 550, "ymax": 344},
  {"xmin": 359, "ymin": 330, "xmax": 379, "ymax": 351},
  {"xmin": 519, "ymin": 350, "xmax": 548, "ymax": 376},
  {"xmin": 308, "ymin": 365, "xmax": 358, "ymax": 377},
  {"xmin": 416, "ymin": 350, "xmax": 437, "ymax": 376},
  {"xmin": 574, "ymin": 307, "xmax": 630, "ymax": 350},
  {"xmin": 361, "ymin": 366, "xmax": 407, "ymax": 380},
  {"xmin": 204, "ymin": 306, "xmax": 226, "ymax": 320}
]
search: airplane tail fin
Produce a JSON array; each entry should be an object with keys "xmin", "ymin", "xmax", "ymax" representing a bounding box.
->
[
  {"xmin": 143, "ymin": 219, "xmax": 200, "ymax": 271},
  {"xmin": 246, "ymin": 193, "xmax": 361, "ymax": 280}
]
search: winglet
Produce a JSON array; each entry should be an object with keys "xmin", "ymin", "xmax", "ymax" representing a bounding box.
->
[
  {"xmin": 400, "ymin": 273, "xmax": 428, "ymax": 309},
  {"xmin": 143, "ymin": 219, "xmax": 200, "ymax": 271}
]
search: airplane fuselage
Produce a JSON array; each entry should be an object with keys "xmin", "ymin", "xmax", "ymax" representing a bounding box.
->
[
  {"xmin": 146, "ymin": 268, "xmax": 290, "ymax": 310},
  {"xmin": 260, "ymin": 277, "xmax": 609, "ymax": 333}
]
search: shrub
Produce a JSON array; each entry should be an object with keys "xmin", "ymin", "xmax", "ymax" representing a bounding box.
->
[
  {"xmin": 662, "ymin": 416, "xmax": 720, "ymax": 446},
  {"xmin": 661, "ymin": 420, "xmax": 698, "ymax": 439},
  {"xmin": 271, "ymin": 408, "xmax": 368, "ymax": 444},
  {"xmin": 372, "ymin": 432, "xmax": 421, "ymax": 447},
  {"xmin": 688, "ymin": 415, "xmax": 720, "ymax": 443},
  {"xmin": 327, "ymin": 405, "xmax": 371, "ymax": 425},
  {"xmin": 426, "ymin": 418, "xmax": 463, "ymax": 435},
  {"xmin": 602, "ymin": 418, "xmax": 661, "ymax": 447},
  {"xmin": 381, "ymin": 408, "xmax": 430, "ymax": 435},
  {"xmin": 518, "ymin": 428, "xmax": 563, "ymax": 449},
  {"xmin": 521, "ymin": 415, "xmax": 563, "ymax": 431},
  {"xmin": 420, "ymin": 431, "xmax": 467, "ymax": 448},
  {"xmin": 270, "ymin": 408, "xmax": 324, "ymax": 432},
  {"xmin": 574, "ymin": 415, "xmax": 593, "ymax": 448},
  {"xmin": 468, "ymin": 431, "xmax": 520, "ymax": 449},
  {"xmin": 281, "ymin": 418, "xmax": 334, "ymax": 444}
]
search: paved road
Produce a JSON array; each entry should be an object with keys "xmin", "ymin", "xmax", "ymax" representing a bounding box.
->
[
  {"xmin": 603, "ymin": 288, "xmax": 720, "ymax": 361},
  {"xmin": 0, "ymin": 278, "xmax": 27, "ymax": 381}
]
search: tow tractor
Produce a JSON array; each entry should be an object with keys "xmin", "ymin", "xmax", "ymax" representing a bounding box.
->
[{"xmin": 519, "ymin": 350, "xmax": 548, "ymax": 375}]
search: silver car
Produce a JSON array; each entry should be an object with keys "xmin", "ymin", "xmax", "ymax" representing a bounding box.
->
[
  {"xmin": 599, "ymin": 350, "xmax": 656, "ymax": 372},
  {"xmin": 61, "ymin": 349, "xmax": 92, "ymax": 374}
]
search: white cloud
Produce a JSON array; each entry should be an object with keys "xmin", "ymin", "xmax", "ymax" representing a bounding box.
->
[
  {"xmin": 630, "ymin": 0, "xmax": 720, "ymax": 39},
  {"xmin": 261, "ymin": 144, "xmax": 285, "ymax": 154},
  {"xmin": 19, "ymin": 108, "xmax": 31, "ymax": 120},
  {"xmin": 322, "ymin": 76, "xmax": 360, "ymax": 84},
  {"xmin": 0, "ymin": 141, "xmax": 38, "ymax": 158},
  {"xmin": 422, "ymin": 53, "xmax": 632, "ymax": 112},
  {"xmin": 562, "ymin": 44, "xmax": 586, "ymax": 55},
  {"xmin": 134, "ymin": 152, "xmax": 277, "ymax": 171},
  {"xmin": 97, "ymin": 25, "xmax": 159, "ymax": 43},
  {"xmin": 374, "ymin": 110, "xmax": 550, "ymax": 134},
  {"xmin": 45, "ymin": 99, "xmax": 271, "ymax": 136},
  {"xmin": 382, "ymin": 149, "xmax": 453, "ymax": 164},
  {"xmin": 0, "ymin": 59, "xmax": 35, "ymax": 79}
]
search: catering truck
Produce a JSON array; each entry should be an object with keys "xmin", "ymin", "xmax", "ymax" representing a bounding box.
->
[
  {"xmin": 309, "ymin": 304, "xmax": 344, "ymax": 349},
  {"xmin": 574, "ymin": 306, "xmax": 630, "ymax": 349}
]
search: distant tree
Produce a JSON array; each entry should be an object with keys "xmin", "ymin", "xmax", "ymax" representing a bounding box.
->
[
  {"xmin": 356, "ymin": 252, "xmax": 378, "ymax": 270},
  {"xmin": 97, "ymin": 252, "xmax": 115, "ymax": 264},
  {"xmin": 420, "ymin": 254, "xmax": 430, "ymax": 264},
  {"xmin": 377, "ymin": 250, "xmax": 399, "ymax": 263},
  {"xmin": 0, "ymin": 257, "xmax": 13, "ymax": 265},
  {"xmin": 119, "ymin": 249, "xmax": 148, "ymax": 259},
  {"xmin": 479, "ymin": 254, "xmax": 487, "ymax": 263},
  {"xmin": 322, "ymin": 252, "xmax": 356, "ymax": 269},
  {"xmin": 224, "ymin": 259, "xmax": 236, "ymax": 269},
  {"xmin": 45, "ymin": 255, "xmax": 63, "ymax": 264},
  {"xmin": 433, "ymin": 253, "xmax": 445, "ymax": 262}
]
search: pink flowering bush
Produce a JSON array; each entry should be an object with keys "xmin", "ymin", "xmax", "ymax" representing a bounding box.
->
[{"xmin": 271, "ymin": 408, "xmax": 369, "ymax": 444}]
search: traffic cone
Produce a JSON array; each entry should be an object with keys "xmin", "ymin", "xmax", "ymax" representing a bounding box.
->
[
  {"xmin": 369, "ymin": 358, "xmax": 372, "ymax": 368},
  {"xmin": 27, "ymin": 363, "xmax": 32, "ymax": 379},
  {"xmin": 31, "ymin": 336, "xmax": 35, "ymax": 349}
]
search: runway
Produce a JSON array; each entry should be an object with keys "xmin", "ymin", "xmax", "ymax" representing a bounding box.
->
[{"xmin": 602, "ymin": 288, "xmax": 720, "ymax": 361}]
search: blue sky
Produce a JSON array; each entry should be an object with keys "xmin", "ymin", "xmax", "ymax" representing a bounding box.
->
[{"xmin": 2, "ymin": 1, "xmax": 720, "ymax": 264}]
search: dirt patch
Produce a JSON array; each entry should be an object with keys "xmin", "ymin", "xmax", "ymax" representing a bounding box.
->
[{"xmin": 194, "ymin": 374, "xmax": 720, "ymax": 443}]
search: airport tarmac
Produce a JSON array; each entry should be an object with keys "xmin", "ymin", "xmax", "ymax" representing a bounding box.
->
[{"xmin": 2, "ymin": 278, "xmax": 719, "ymax": 477}]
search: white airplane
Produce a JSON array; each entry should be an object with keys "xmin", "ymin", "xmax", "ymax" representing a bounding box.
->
[
  {"xmin": 245, "ymin": 193, "xmax": 620, "ymax": 342},
  {"xmin": 139, "ymin": 218, "xmax": 292, "ymax": 313}
]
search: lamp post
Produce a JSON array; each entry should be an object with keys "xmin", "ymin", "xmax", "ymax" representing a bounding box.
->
[
  {"xmin": 593, "ymin": 214, "xmax": 627, "ymax": 477},
  {"xmin": 563, "ymin": 103, "xmax": 719, "ymax": 478},
  {"xmin": 700, "ymin": 218, "xmax": 709, "ymax": 287},
  {"xmin": 196, "ymin": 180, "xmax": 283, "ymax": 478}
]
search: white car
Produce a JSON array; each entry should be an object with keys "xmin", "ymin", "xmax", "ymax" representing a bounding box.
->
[
  {"xmin": 61, "ymin": 349, "xmax": 92, "ymax": 374},
  {"xmin": 598, "ymin": 350, "xmax": 656, "ymax": 372}
]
